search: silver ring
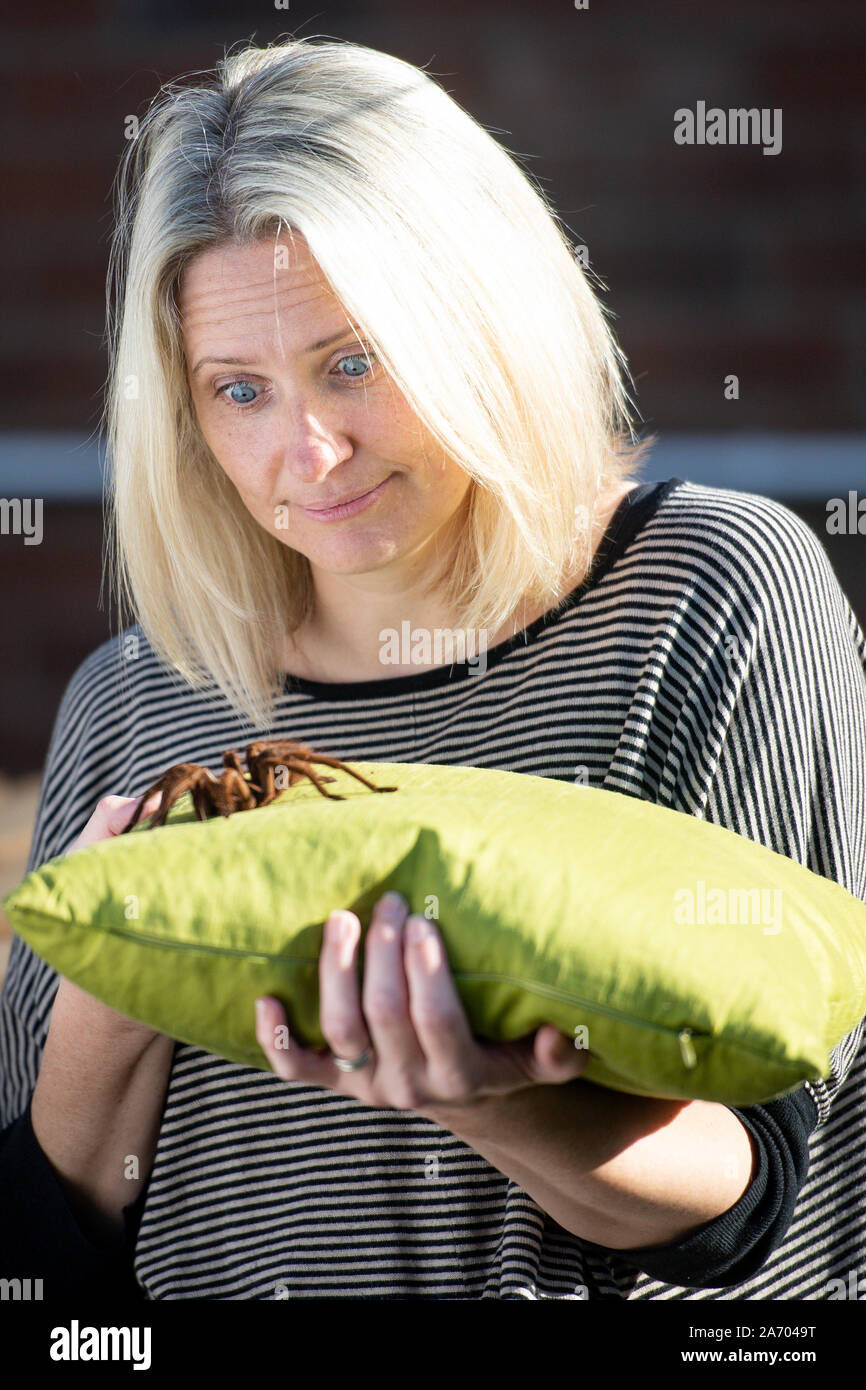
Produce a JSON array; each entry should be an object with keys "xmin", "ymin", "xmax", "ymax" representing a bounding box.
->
[{"xmin": 332, "ymin": 1047, "xmax": 374, "ymax": 1073}]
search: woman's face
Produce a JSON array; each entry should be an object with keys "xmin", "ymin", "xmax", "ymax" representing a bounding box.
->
[{"xmin": 180, "ymin": 234, "xmax": 472, "ymax": 581}]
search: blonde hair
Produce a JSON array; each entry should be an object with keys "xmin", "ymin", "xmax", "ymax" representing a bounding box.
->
[{"xmin": 103, "ymin": 33, "xmax": 655, "ymax": 729}]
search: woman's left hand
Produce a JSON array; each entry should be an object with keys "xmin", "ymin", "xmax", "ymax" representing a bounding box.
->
[{"xmin": 255, "ymin": 891, "xmax": 591, "ymax": 1114}]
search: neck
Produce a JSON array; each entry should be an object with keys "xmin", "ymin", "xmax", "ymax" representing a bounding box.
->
[
  {"xmin": 282, "ymin": 479, "xmax": 636, "ymax": 684},
  {"xmin": 298, "ymin": 580, "xmax": 466, "ymax": 682},
  {"xmin": 286, "ymin": 506, "xmax": 473, "ymax": 681}
]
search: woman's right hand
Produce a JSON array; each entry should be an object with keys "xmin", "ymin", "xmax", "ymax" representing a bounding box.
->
[
  {"xmin": 29, "ymin": 790, "xmax": 177, "ymax": 1242},
  {"xmin": 66, "ymin": 790, "xmax": 160, "ymax": 855}
]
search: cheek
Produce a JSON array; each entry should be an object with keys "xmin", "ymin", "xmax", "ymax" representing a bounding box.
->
[
  {"xmin": 199, "ymin": 414, "xmax": 270, "ymax": 496},
  {"xmin": 436, "ymin": 460, "xmax": 473, "ymax": 510}
]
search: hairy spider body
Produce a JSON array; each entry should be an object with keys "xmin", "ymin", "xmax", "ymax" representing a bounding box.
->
[{"xmin": 121, "ymin": 739, "xmax": 397, "ymax": 832}]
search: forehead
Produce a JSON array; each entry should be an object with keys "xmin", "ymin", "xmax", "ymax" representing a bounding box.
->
[{"xmin": 178, "ymin": 236, "xmax": 347, "ymax": 350}]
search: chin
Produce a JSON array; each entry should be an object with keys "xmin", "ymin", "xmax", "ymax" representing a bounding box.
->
[{"xmin": 306, "ymin": 533, "xmax": 409, "ymax": 573}]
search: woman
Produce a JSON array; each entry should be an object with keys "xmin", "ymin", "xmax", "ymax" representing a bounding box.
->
[{"xmin": 1, "ymin": 35, "xmax": 864, "ymax": 1302}]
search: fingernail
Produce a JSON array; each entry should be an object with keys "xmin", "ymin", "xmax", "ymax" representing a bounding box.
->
[
  {"xmin": 328, "ymin": 910, "xmax": 352, "ymax": 940},
  {"xmin": 337, "ymin": 914, "xmax": 359, "ymax": 967},
  {"xmin": 406, "ymin": 914, "xmax": 428, "ymax": 944},
  {"xmin": 408, "ymin": 915, "xmax": 441, "ymax": 971}
]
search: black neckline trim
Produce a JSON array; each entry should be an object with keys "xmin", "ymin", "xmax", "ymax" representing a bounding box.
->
[{"xmin": 281, "ymin": 476, "xmax": 686, "ymax": 700}]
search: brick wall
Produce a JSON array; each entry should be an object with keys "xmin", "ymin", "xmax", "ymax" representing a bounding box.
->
[
  {"xmin": 2, "ymin": 0, "xmax": 864, "ymax": 780},
  {"xmin": 3, "ymin": 1, "xmax": 864, "ymax": 433}
]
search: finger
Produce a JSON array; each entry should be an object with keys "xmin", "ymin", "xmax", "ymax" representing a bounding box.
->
[
  {"xmin": 318, "ymin": 909, "xmax": 373, "ymax": 1063},
  {"xmin": 255, "ymin": 996, "xmax": 341, "ymax": 1087},
  {"xmin": 116, "ymin": 792, "xmax": 163, "ymax": 833},
  {"xmin": 489, "ymin": 1027, "xmax": 593, "ymax": 1087},
  {"xmin": 67, "ymin": 794, "xmax": 163, "ymax": 854},
  {"xmin": 361, "ymin": 893, "xmax": 423, "ymax": 1065},
  {"xmin": 402, "ymin": 914, "xmax": 477, "ymax": 1077},
  {"xmin": 465, "ymin": 1028, "xmax": 594, "ymax": 1096},
  {"xmin": 531, "ymin": 1025, "xmax": 593, "ymax": 1082}
]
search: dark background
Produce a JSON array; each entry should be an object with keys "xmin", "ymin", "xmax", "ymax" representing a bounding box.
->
[{"xmin": 2, "ymin": 0, "xmax": 864, "ymax": 777}]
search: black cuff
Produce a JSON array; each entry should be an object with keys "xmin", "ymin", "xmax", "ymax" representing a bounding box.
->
[
  {"xmin": 587, "ymin": 1085, "xmax": 818, "ymax": 1290},
  {"xmin": 0, "ymin": 1103, "xmax": 145, "ymax": 1302}
]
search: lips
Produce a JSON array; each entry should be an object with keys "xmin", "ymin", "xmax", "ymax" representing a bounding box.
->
[
  {"xmin": 304, "ymin": 484, "xmax": 381, "ymax": 511},
  {"xmin": 296, "ymin": 474, "xmax": 395, "ymax": 520}
]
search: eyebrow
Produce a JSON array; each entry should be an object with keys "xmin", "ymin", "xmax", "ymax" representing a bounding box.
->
[{"xmin": 192, "ymin": 328, "xmax": 357, "ymax": 377}]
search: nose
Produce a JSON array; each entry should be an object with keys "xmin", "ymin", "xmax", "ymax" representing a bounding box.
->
[{"xmin": 278, "ymin": 398, "xmax": 354, "ymax": 484}]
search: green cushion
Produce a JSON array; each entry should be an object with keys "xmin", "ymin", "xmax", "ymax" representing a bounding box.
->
[{"xmin": 5, "ymin": 760, "xmax": 866, "ymax": 1105}]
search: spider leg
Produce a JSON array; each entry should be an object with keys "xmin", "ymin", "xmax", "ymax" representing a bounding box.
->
[
  {"xmin": 255, "ymin": 740, "xmax": 394, "ymax": 794},
  {"xmin": 120, "ymin": 764, "xmax": 208, "ymax": 832},
  {"xmin": 268, "ymin": 756, "xmax": 335, "ymax": 800},
  {"xmin": 223, "ymin": 749, "xmax": 262, "ymax": 801},
  {"xmin": 244, "ymin": 740, "xmax": 304, "ymax": 777},
  {"xmin": 282, "ymin": 757, "xmax": 346, "ymax": 801},
  {"xmin": 286, "ymin": 767, "xmax": 336, "ymax": 785},
  {"xmin": 223, "ymin": 749, "xmax": 248, "ymax": 779},
  {"xmin": 191, "ymin": 775, "xmax": 218, "ymax": 823},
  {"xmin": 247, "ymin": 739, "xmax": 391, "ymax": 795},
  {"xmin": 247, "ymin": 746, "xmax": 338, "ymax": 808},
  {"xmin": 298, "ymin": 753, "xmax": 398, "ymax": 794},
  {"xmin": 213, "ymin": 768, "xmax": 258, "ymax": 816},
  {"xmin": 119, "ymin": 777, "xmax": 170, "ymax": 833},
  {"xmin": 247, "ymin": 751, "xmax": 277, "ymax": 807}
]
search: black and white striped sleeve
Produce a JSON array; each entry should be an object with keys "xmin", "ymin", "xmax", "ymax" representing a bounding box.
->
[
  {"xmin": 0, "ymin": 643, "xmax": 147, "ymax": 1297},
  {"xmin": 605, "ymin": 495, "xmax": 866, "ymax": 1289}
]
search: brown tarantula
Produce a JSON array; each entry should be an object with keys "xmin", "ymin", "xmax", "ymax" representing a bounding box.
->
[{"xmin": 121, "ymin": 739, "xmax": 397, "ymax": 832}]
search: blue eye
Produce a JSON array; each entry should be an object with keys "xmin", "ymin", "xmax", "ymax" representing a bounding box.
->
[
  {"xmin": 220, "ymin": 381, "xmax": 259, "ymax": 408},
  {"xmin": 335, "ymin": 350, "xmax": 378, "ymax": 379},
  {"xmin": 214, "ymin": 349, "xmax": 379, "ymax": 412}
]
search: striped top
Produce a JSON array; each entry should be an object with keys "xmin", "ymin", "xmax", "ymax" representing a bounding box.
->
[{"xmin": 2, "ymin": 475, "xmax": 865, "ymax": 1301}]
